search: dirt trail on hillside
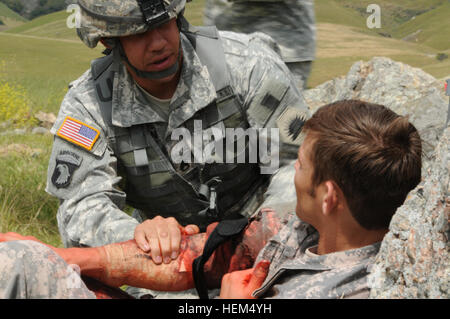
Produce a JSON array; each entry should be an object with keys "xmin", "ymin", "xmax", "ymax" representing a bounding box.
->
[{"xmin": 0, "ymin": 31, "xmax": 79, "ymax": 44}]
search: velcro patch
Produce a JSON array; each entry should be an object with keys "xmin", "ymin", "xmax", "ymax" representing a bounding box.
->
[
  {"xmin": 276, "ymin": 106, "xmax": 308, "ymax": 145},
  {"xmin": 51, "ymin": 150, "xmax": 82, "ymax": 189},
  {"xmin": 57, "ymin": 116, "xmax": 100, "ymax": 151}
]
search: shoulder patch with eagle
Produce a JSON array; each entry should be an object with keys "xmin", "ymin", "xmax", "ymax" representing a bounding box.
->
[{"xmin": 51, "ymin": 150, "xmax": 83, "ymax": 189}]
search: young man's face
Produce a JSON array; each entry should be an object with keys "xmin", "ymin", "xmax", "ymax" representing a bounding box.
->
[
  {"xmin": 294, "ymin": 133, "xmax": 321, "ymax": 226},
  {"xmin": 119, "ymin": 18, "xmax": 181, "ymax": 83}
]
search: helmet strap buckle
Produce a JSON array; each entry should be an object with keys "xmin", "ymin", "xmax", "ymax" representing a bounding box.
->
[{"xmin": 138, "ymin": 0, "xmax": 170, "ymax": 27}]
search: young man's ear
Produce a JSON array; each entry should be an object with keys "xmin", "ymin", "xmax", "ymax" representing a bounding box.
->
[{"xmin": 321, "ymin": 181, "xmax": 338, "ymax": 216}]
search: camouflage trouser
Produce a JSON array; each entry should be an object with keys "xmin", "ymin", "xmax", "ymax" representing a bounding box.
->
[
  {"xmin": 286, "ymin": 61, "xmax": 313, "ymax": 90},
  {"xmin": 0, "ymin": 240, "xmax": 96, "ymax": 299}
]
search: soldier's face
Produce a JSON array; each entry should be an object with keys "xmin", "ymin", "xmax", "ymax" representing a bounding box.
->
[
  {"xmin": 294, "ymin": 134, "xmax": 321, "ymax": 226},
  {"xmin": 120, "ymin": 19, "xmax": 181, "ymax": 82}
]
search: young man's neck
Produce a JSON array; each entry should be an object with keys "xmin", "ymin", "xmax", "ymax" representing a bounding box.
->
[{"xmin": 315, "ymin": 214, "xmax": 388, "ymax": 255}]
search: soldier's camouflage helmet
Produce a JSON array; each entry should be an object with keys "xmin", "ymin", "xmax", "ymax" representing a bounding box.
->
[{"xmin": 76, "ymin": 0, "xmax": 187, "ymax": 48}]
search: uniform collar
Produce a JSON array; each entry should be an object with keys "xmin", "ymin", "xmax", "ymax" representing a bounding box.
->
[
  {"xmin": 110, "ymin": 33, "xmax": 217, "ymax": 130},
  {"xmin": 282, "ymin": 241, "xmax": 381, "ymax": 271}
]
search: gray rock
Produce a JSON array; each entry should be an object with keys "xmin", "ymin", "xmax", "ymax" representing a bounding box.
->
[
  {"xmin": 368, "ymin": 125, "xmax": 449, "ymax": 299},
  {"xmin": 31, "ymin": 127, "xmax": 50, "ymax": 135},
  {"xmin": 0, "ymin": 120, "xmax": 13, "ymax": 130},
  {"xmin": 304, "ymin": 57, "xmax": 448, "ymax": 171},
  {"xmin": 302, "ymin": 58, "xmax": 449, "ymax": 298},
  {"xmin": 34, "ymin": 111, "xmax": 56, "ymax": 129}
]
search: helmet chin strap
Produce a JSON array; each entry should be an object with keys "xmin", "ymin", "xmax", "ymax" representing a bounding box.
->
[{"xmin": 115, "ymin": 40, "xmax": 182, "ymax": 80}]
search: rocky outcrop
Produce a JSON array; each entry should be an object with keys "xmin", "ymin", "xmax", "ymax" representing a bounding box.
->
[
  {"xmin": 303, "ymin": 57, "xmax": 448, "ymax": 171},
  {"xmin": 303, "ymin": 57, "xmax": 449, "ymax": 298},
  {"xmin": 368, "ymin": 125, "xmax": 449, "ymax": 298}
]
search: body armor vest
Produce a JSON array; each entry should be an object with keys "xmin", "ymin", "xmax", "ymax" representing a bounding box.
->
[{"xmin": 92, "ymin": 25, "xmax": 269, "ymax": 230}]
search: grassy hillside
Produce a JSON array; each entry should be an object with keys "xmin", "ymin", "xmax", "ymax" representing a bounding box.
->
[
  {"xmin": 315, "ymin": 0, "xmax": 368, "ymax": 30},
  {"xmin": 0, "ymin": 32, "xmax": 102, "ymax": 113},
  {"xmin": 1, "ymin": 0, "xmax": 448, "ymax": 112},
  {"xmin": 335, "ymin": 0, "xmax": 448, "ymax": 34},
  {"xmin": 393, "ymin": 1, "xmax": 450, "ymax": 51},
  {"xmin": 0, "ymin": 2, "xmax": 26, "ymax": 30},
  {"xmin": 5, "ymin": 10, "xmax": 78, "ymax": 40}
]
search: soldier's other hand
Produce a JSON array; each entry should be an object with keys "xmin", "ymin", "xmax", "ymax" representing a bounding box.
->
[
  {"xmin": 134, "ymin": 216, "xmax": 200, "ymax": 265},
  {"xmin": 219, "ymin": 260, "xmax": 270, "ymax": 299}
]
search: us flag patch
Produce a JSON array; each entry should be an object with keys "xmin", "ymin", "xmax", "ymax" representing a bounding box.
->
[{"xmin": 57, "ymin": 116, "xmax": 100, "ymax": 151}]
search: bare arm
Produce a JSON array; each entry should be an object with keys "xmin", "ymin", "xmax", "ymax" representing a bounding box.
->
[{"xmin": 0, "ymin": 209, "xmax": 282, "ymax": 292}]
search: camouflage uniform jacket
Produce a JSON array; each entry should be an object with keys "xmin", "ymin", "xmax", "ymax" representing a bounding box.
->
[
  {"xmin": 0, "ymin": 241, "xmax": 95, "ymax": 299},
  {"xmin": 46, "ymin": 30, "xmax": 309, "ymax": 248},
  {"xmin": 203, "ymin": 0, "xmax": 316, "ymax": 63},
  {"xmin": 253, "ymin": 216, "xmax": 381, "ymax": 299}
]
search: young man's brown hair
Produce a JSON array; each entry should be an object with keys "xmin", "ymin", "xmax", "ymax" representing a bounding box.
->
[{"xmin": 302, "ymin": 100, "xmax": 422, "ymax": 230}]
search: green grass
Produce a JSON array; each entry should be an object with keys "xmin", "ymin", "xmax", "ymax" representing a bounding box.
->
[
  {"xmin": 392, "ymin": 2, "xmax": 450, "ymax": 51},
  {"xmin": 0, "ymin": 2, "xmax": 27, "ymax": 21},
  {"xmin": 185, "ymin": 0, "xmax": 206, "ymax": 26},
  {"xmin": 334, "ymin": 0, "xmax": 447, "ymax": 34},
  {"xmin": 0, "ymin": 133, "xmax": 61, "ymax": 247},
  {"xmin": 315, "ymin": 0, "xmax": 368, "ymax": 29},
  {"xmin": 0, "ymin": 2, "xmax": 26, "ymax": 30},
  {"xmin": 0, "ymin": 32, "xmax": 103, "ymax": 114},
  {"xmin": 5, "ymin": 10, "xmax": 75, "ymax": 38}
]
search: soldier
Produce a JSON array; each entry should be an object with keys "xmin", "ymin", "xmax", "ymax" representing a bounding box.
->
[
  {"xmin": 3, "ymin": 100, "xmax": 422, "ymax": 299},
  {"xmin": 46, "ymin": 0, "xmax": 308, "ymax": 296},
  {"xmin": 220, "ymin": 100, "xmax": 423, "ymax": 298},
  {"xmin": 0, "ymin": 240, "xmax": 95, "ymax": 299},
  {"xmin": 203, "ymin": 0, "xmax": 316, "ymax": 89}
]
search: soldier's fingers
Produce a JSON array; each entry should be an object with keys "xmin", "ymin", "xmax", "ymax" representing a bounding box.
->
[
  {"xmin": 248, "ymin": 260, "xmax": 270, "ymax": 291},
  {"xmin": 169, "ymin": 224, "xmax": 182, "ymax": 260},
  {"xmin": 156, "ymin": 223, "xmax": 172, "ymax": 264},
  {"xmin": 183, "ymin": 224, "xmax": 200, "ymax": 235},
  {"xmin": 134, "ymin": 226, "xmax": 150, "ymax": 252},
  {"xmin": 147, "ymin": 231, "xmax": 163, "ymax": 264}
]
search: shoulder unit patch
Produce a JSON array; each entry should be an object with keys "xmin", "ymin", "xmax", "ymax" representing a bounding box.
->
[
  {"xmin": 57, "ymin": 116, "xmax": 100, "ymax": 151},
  {"xmin": 51, "ymin": 150, "xmax": 82, "ymax": 189}
]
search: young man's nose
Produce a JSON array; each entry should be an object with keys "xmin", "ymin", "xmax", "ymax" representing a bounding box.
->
[{"xmin": 144, "ymin": 27, "xmax": 168, "ymax": 52}]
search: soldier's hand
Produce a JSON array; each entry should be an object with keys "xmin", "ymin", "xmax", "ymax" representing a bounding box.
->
[
  {"xmin": 134, "ymin": 216, "xmax": 200, "ymax": 265},
  {"xmin": 219, "ymin": 260, "xmax": 270, "ymax": 299}
]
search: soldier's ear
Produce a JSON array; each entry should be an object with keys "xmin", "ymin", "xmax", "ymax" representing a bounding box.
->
[{"xmin": 321, "ymin": 181, "xmax": 338, "ymax": 216}]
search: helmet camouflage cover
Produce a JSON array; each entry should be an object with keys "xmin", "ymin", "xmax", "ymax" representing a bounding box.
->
[{"xmin": 76, "ymin": 0, "xmax": 186, "ymax": 48}]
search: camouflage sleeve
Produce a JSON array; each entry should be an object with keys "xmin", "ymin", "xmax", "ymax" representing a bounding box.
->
[
  {"xmin": 223, "ymin": 31, "xmax": 309, "ymax": 214},
  {"xmin": 204, "ymin": 0, "xmax": 316, "ymax": 62},
  {"xmin": 237, "ymin": 31, "xmax": 309, "ymax": 159},
  {"xmin": 0, "ymin": 241, "xmax": 96, "ymax": 299},
  {"xmin": 46, "ymin": 90, "xmax": 139, "ymax": 248}
]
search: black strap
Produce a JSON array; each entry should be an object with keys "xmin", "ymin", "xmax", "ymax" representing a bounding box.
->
[{"xmin": 192, "ymin": 217, "xmax": 249, "ymax": 299}]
